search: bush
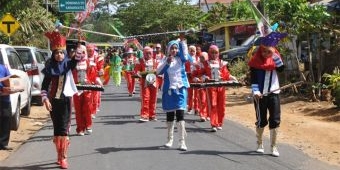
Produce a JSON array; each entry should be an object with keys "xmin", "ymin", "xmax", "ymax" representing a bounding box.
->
[
  {"xmin": 228, "ymin": 60, "xmax": 247, "ymax": 77},
  {"xmin": 323, "ymin": 67, "xmax": 340, "ymax": 107},
  {"xmin": 228, "ymin": 60, "xmax": 249, "ymax": 85}
]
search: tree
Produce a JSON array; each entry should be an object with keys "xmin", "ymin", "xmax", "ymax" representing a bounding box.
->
[
  {"xmin": 83, "ymin": 13, "xmax": 124, "ymax": 43},
  {"xmin": 265, "ymin": 0, "xmax": 331, "ymax": 101},
  {"xmin": 115, "ymin": 0, "xmax": 202, "ymax": 43},
  {"xmin": 0, "ymin": 0, "xmax": 55, "ymax": 47}
]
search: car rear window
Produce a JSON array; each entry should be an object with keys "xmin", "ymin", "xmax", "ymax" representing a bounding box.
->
[
  {"xmin": 7, "ymin": 49, "xmax": 24, "ymax": 71},
  {"xmin": 34, "ymin": 51, "xmax": 45, "ymax": 64},
  {"xmin": 16, "ymin": 49, "xmax": 33, "ymax": 64}
]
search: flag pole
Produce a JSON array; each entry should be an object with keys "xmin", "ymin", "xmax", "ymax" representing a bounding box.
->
[{"xmin": 248, "ymin": 0, "xmax": 271, "ymax": 26}]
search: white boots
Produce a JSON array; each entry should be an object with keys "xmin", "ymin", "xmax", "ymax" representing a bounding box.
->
[
  {"xmin": 178, "ymin": 121, "xmax": 187, "ymax": 151},
  {"xmin": 270, "ymin": 128, "xmax": 280, "ymax": 157},
  {"xmin": 164, "ymin": 121, "xmax": 175, "ymax": 148},
  {"xmin": 164, "ymin": 121, "xmax": 187, "ymax": 151},
  {"xmin": 256, "ymin": 127, "xmax": 264, "ymax": 153},
  {"xmin": 255, "ymin": 127, "xmax": 279, "ymax": 157}
]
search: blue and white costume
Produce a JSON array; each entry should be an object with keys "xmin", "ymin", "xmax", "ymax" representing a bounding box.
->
[
  {"xmin": 157, "ymin": 39, "xmax": 190, "ymax": 151},
  {"xmin": 157, "ymin": 40, "xmax": 190, "ymax": 112}
]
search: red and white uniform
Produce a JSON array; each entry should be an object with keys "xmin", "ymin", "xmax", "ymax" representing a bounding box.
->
[
  {"xmin": 192, "ymin": 53, "xmax": 209, "ymax": 121},
  {"xmin": 135, "ymin": 46, "xmax": 159, "ymax": 120},
  {"xmin": 201, "ymin": 45, "xmax": 231, "ymax": 129},
  {"xmin": 72, "ymin": 45, "xmax": 93, "ymax": 134},
  {"xmin": 185, "ymin": 46, "xmax": 200, "ymax": 114},
  {"xmin": 94, "ymin": 49, "xmax": 104, "ymax": 115},
  {"xmin": 87, "ymin": 44, "xmax": 102, "ymax": 117}
]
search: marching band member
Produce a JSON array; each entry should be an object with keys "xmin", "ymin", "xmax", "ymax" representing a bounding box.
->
[
  {"xmin": 154, "ymin": 43, "xmax": 165, "ymax": 90},
  {"xmin": 185, "ymin": 45, "xmax": 199, "ymax": 115},
  {"xmin": 248, "ymin": 32, "xmax": 287, "ymax": 157},
  {"xmin": 42, "ymin": 31, "xmax": 78, "ymax": 169},
  {"xmin": 201, "ymin": 45, "xmax": 234, "ymax": 132},
  {"xmin": 95, "ymin": 46, "xmax": 104, "ymax": 116},
  {"xmin": 192, "ymin": 52, "xmax": 209, "ymax": 122},
  {"xmin": 157, "ymin": 34, "xmax": 190, "ymax": 151},
  {"xmin": 122, "ymin": 48, "xmax": 138, "ymax": 96},
  {"xmin": 109, "ymin": 49, "xmax": 123, "ymax": 87},
  {"xmin": 87, "ymin": 44, "xmax": 102, "ymax": 119},
  {"xmin": 135, "ymin": 46, "xmax": 159, "ymax": 122},
  {"xmin": 72, "ymin": 44, "xmax": 93, "ymax": 136}
]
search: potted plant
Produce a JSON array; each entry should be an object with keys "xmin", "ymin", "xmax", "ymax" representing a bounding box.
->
[{"xmin": 323, "ymin": 67, "xmax": 340, "ymax": 107}]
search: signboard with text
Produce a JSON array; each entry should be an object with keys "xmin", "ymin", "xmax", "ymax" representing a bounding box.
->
[{"xmin": 59, "ymin": 0, "xmax": 86, "ymax": 12}]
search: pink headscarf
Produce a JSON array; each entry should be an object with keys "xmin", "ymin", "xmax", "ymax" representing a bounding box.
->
[{"xmin": 208, "ymin": 45, "xmax": 219, "ymax": 60}]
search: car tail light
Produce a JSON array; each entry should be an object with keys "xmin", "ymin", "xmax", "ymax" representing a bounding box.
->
[{"xmin": 27, "ymin": 68, "xmax": 39, "ymax": 76}]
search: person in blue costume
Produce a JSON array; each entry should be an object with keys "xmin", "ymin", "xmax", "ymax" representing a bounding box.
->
[{"xmin": 157, "ymin": 34, "xmax": 190, "ymax": 151}]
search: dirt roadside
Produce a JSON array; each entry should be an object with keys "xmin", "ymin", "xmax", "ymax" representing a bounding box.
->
[
  {"xmin": 226, "ymin": 86, "xmax": 340, "ymax": 167},
  {"xmin": 0, "ymin": 87, "xmax": 339, "ymax": 168},
  {"xmin": 0, "ymin": 106, "xmax": 50, "ymax": 161}
]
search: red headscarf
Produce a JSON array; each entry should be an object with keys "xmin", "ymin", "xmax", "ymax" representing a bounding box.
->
[{"xmin": 248, "ymin": 45, "xmax": 281, "ymax": 71}]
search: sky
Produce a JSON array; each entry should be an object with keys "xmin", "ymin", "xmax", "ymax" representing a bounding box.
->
[{"xmin": 191, "ymin": 0, "xmax": 199, "ymax": 5}]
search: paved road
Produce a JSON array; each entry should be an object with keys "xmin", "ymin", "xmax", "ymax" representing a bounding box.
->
[{"xmin": 1, "ymin": 80, "xmax": 339, "ymax": 170}]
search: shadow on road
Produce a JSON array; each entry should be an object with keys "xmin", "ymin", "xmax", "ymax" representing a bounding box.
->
[
  {"xmin": 0, "ymin": 162, "xmax": 59, "ymax": 170},
  {"xmin": 96, "ymin": 146, "xmax": 161, "ymax": 154},
  {"xmin": 181, "ymin": 149, "xmax": 268, "ymax": 163}
]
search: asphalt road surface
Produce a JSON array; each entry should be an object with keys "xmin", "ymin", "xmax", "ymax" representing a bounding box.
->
[{"xmin": 0, "ymin": 80, "xmax": 339, "ymax": 170}]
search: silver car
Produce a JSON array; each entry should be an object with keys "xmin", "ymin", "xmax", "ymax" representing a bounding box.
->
[
  {"xmin": 0, "ymin": 44, "xmax": 32, "ymax": 130},
  {"xmin": 13, "ymin": 46, "xmax": 47, "ymax": 106}
]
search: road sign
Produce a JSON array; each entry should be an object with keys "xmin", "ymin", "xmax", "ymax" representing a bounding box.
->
[
  {"xmin": 59, "ymin": 0, "xmax": 86, "ymax": 12},
  {"xmin": 0, "ymin": 13, "xmax": 20, "ymax": 36}
]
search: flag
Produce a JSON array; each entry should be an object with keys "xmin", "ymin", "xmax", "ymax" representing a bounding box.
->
[
  {"xmin": 246, "ymin": 0, "xmax": 272, "ymax": 37},
  {"xmin": 75, "ymin": 0, "xmax": 97, "ymax": 24}
]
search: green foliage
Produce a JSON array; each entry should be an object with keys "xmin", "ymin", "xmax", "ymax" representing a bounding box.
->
[
  {"xmin": 323, "ymin": 67, "xmax": 340, "ymax": 90},
  {"xmin": 229, "ymin": 1, "xmax": 254, "ymax": 21},
  {"xmin": 0, "ymin": 0, "xmax": 55, "ymax": 47},
  {"xmin": 115, "ymin": 0, "xmax": 201, "ymax": 42},
  {"xmin": 201, "ymin": 2, "xmax": 229, "ymax": 28},
  {"xmin": 312, "ymin": 82, "xmax": 329, "ymax": 90},
  {"xmin": 323, "ymin": 67, "xmax": 340, "ymax": 107},
  {"xmin": 228, "ymin": 60, "xmax": 248, "ymax": 78},
  {"xmin": 265, "ymin": 0, "xmax": 331, "ymax": 35}
]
